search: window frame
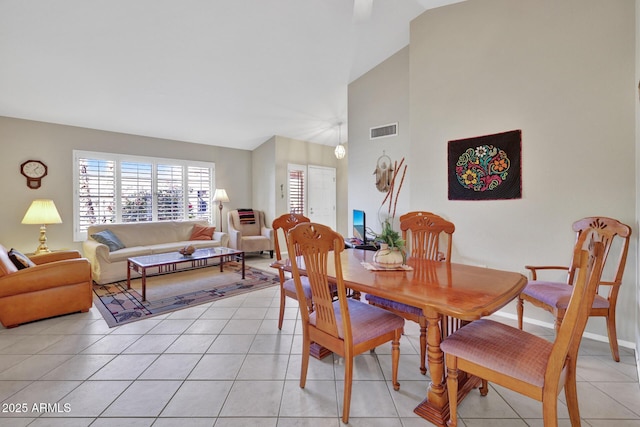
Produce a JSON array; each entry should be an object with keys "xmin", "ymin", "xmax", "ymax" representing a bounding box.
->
[{"xmin": 73, "ymin": 150, "xmax": 215, "ymax": 241}]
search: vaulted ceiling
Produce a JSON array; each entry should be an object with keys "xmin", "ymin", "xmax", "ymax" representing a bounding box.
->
[{"xmin": 0, "ymin": 0, "xmax": 463, "ymax": 150}]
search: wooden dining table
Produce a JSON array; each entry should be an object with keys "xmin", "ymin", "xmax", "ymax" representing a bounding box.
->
[{"xmin": 273, "ymin": 248, "xmax": 527, "ymax": 426}]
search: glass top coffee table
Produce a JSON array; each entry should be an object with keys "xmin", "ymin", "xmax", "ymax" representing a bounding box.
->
[{"xmin": 127, "ymin": 247, "xmax": 245, "ymax": 301}]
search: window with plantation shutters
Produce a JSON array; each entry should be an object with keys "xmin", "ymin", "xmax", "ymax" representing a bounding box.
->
[
  {"xmin": 187, "ymin": 166, "xmax": 212, "ymax": 222},
  {"xmin": 77, "ymin": 157, "xmax": 116, "ymax": 231},
  {"xmin": 288, "ymin": 165, "xmax": 305, "ymax": 215},
  {"xmin": 121, "ymin": 161, "xmax": 153, "ymax": 222},
  {"xmin": 156, "ymin": 164, "xmax": 184, "ymax": 220},
  {"xmin": 73, "ymin": 150, "xmax": 215, "ymax": 241}
]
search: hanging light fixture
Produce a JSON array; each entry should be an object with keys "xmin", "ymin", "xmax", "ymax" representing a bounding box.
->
[{"xmin": 334, "ymin": 122, "xmax": 346, "ymax": 159}]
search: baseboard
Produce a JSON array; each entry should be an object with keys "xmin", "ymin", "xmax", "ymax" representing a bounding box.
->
[{"xmin": 494, "ymin": 310, "xmax": 636, "ymax": 350}]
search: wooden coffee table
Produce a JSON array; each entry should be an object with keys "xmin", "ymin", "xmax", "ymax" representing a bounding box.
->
[{"xmin": 127, "ymin": 247, "xmax": 245, "ymax": 301}]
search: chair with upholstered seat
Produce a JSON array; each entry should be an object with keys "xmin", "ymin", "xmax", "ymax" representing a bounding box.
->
[
  {"xmin": 272, "ymin": 213, "xmax": 311, "ymax": 330},
  {"xmin": 442, "ymin": 235, "xmax": 605, "ymax": 427},
  {"xmin": 227, "ymin": 209, "xmax": 274, "ymax": 257},
  {"xmin": 365, "ymin": 212, "xmax": 455, "ymax": 374},
  {"xmin": 287, "ymin": 222, "xmax": 404, "ymax": 424},
  {"xmin": 517, "ymin": 216, "xmax": 631, "ymax": 362}
]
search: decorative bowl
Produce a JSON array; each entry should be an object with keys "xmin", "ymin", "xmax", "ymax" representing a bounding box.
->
[{"xmin": 179, "ymin": 245, "xmax": 196, "ymax": 256}]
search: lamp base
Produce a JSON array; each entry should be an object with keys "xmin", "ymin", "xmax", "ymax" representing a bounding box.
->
[
  {"xmin": 34, "ymin": 224, "xmax": 51, "ymax": 254},
  {"xmin": 218, "ymin": 202, "xmax": 224, "ymax": 233}
]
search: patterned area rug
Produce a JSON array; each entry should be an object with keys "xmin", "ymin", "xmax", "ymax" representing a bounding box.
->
[{"xmin": 93, "ymin": 261, "xmax": 279, "ymax": 327}]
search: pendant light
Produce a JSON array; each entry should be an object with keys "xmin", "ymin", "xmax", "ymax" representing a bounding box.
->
[{"xmin": 334, "ymin": 122, "xmax": 346, "ymax": 159}]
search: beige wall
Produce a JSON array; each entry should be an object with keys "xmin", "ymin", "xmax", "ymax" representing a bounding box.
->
[
  {"xmin": 0, "ymin": 116, "xmax": 253, "ymax": 253},
  {"xmin": 348, "ymin": 0, "xmax": 637, "ymax": 345},
  {"xmin": 348, "ymin": 46, "xmax": 411, "ymax": 236}
]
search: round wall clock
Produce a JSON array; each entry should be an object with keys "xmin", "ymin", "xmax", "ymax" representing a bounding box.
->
[{"xmin": 20, "ymin": 160, "xmax": 48, "ymax": 189}]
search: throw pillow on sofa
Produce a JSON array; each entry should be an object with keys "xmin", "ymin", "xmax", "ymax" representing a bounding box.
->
[
  {"xmin": 91, "ymin": 230, "xmax": 126, "ymax": 252},
  {"xmin": 8, "ymin": 248, "xmax": 36, "ymax": 270},
  {"xmin": 190, "ymin": 224, "xmax": 216, "ymax": 240}
]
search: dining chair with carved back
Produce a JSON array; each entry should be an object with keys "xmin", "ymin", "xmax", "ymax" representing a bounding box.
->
[
  {"xmin": 442, "ymin": 234, "xmax": 605, "ymax": 427},
  {"xmin": 272, "ymin": 213, "xmax": 311, "ymax": 330},
  {"xmin": 365, "ymin": 212, "xmax": 455, "ymax": 375},
  {"xmin": 287, "ymin": 222, "xmax": 405, "ymax": 424},
  {"xmin": 517, "ymin": 216, "xmax": 631, "ymax": 362}
]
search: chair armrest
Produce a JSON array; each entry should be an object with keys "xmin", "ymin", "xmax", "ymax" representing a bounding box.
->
[
  {"xmin": 29, "ymin": 250, "xmax": 81, "ymax": 265},
  {"xmin": 524, "ymin": 265, "xmax": 569, "ymax": 280},
  {"xmin": 0, "ymin": 258, "xmax": 91, "ymax": 298},
  {"xmin": 226, "ymin": 220, "xmax": 242, "ymax": 250},
  {"xmin": 261, "ymin": 226, "xmax": 274, "ymax": 241}
]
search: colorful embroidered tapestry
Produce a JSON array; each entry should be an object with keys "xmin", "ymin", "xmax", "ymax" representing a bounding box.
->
[
  {"xmin": 237, "ymin": 208, "xmax": 256, "ymax": 224},
  {"xmin": 448, "ymin": 130, "xmax": 522, "ymax": 201}
]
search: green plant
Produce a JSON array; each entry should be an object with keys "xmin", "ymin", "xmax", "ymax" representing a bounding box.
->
[{"xmin": 377, "ymin": 219, "xmax": 405, "ymax": 251}]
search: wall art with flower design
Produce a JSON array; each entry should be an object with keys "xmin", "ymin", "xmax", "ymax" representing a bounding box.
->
[{"xmin": 447, "ymin": 129, "xmax": 522, "ymax": 200}]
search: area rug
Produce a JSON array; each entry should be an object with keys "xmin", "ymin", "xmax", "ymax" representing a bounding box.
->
[{"xmin": 92, "ymin": 261, "xmax": 279, "ymax": 327}]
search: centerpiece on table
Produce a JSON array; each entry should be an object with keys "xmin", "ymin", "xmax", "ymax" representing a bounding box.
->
[{"xmin": 373, "ymin": 157, "xmax": 408, "ymax": 269}]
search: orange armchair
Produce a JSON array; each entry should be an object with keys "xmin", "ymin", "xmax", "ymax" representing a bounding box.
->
[{"xmin": 0, "ymin": 245, "xmax": 92, "ymax": 328}]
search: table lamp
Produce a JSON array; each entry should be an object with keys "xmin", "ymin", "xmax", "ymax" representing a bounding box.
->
[
  {"xmin": 21, "ymin": 199, "xmax": 63, "ymax": 254},
  {"xmin": 212, "ymin": 189, "xmax": 229, "ymax": 232}
]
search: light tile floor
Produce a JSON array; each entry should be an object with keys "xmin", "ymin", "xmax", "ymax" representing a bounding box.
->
[{"xmin": 0, "ymin": 255, "xmax": 638, "ymax": 426}]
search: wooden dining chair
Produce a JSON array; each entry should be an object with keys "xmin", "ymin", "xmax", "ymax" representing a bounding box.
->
[
  {"xmin": 365, "ymin": 212, "xmax": 455, "ymax": 374},
  {"xmin": 441, "ymin": 235, "xmax": 605, "ymax": 427},
  {"xmin": 398, "ymin": 210, "xmax": 433, "ymax": 223},
  {"xmin": 272, "ymin": 213, "xmax": 311, "ymax": 330},
  {"xmin": 517, "ymin": 216, "xmax": 631, "ymax": 361},
  {"xmin": 287, "ymin": 222, "xmax": 405, "ymax": 424}
]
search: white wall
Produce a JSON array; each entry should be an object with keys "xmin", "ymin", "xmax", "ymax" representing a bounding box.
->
[
  {"xmin": 348, "ymin": 0, "xmax": 637, "ymax": 345},
  {"xmin": 0, "ymin": 116, "xmax": 253, "ymax": 253},
  {"xmin": 348, "ymin": 46, "xmax": 411, "ymax": 237}
]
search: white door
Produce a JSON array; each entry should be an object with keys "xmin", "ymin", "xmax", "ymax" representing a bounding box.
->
[{"xmin": 308, "ymin": 165, "xmax": 336, "ymax": 230}]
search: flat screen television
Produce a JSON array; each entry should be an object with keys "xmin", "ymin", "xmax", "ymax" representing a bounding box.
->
[{"xmin": 353, "ymin": 209, "xmax": 366, "ymax": 244}]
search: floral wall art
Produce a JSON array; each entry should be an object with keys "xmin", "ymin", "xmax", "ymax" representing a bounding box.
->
[{"xmin": 447, "ymin": 129, "xmax": 522, "ymax": 201}]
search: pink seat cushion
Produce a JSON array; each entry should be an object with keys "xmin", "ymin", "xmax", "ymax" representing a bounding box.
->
[
  {"xmin": 522, "ymin": 281, "xmax": 609, "ymax": 310},
  {"xmin": 310, "ymin": 299, "xmax": 405, "ymax": 345},
  {"xmin": 283, "ymin": 276, "xmax": 312, "ymax": 300},
  {"xmin": 441, "ymin": 319, "xmax": 553, "ymax": 387}
]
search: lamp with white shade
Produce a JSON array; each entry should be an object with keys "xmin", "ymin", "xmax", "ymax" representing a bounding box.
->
[
  {"xmin": 212, "ymin": 189, "xmax": 230, "ymax": 232},
  {"xmin": 21, "ymin": 199, "xmax": 63, "ymax": 255}
]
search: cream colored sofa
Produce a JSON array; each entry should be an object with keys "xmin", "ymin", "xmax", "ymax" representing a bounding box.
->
[
  {"xmin": 228, "ymin": 209, "xmax": 274, "ymax": 257},
  {"xmin": 83, "ymin": 220, "xmax": 229, "ymax": 284}
]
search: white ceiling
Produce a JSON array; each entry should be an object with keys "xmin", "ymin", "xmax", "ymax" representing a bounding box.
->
[{"xmin": 0, "ymin": 0, "xmax": 463, "ymax": 151}]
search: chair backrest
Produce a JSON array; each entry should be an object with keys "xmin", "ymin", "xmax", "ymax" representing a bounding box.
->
[
  {"xmin": 272, "ymin": 213, "xmax": 310, "ymax": 262},
  {"xmin": 228, "ymin": 209, "xmax": 266, "ymax": 236},
  {"xmin": 400, "ymin": 213, "xmax": 455, "ymax": 261},
  {"xmin": 565, "ymin": 217, "xmax": 631, "ymax": 292},
  {"xmin": 287, "ymin": 223, "xmax": 351, "ymax": 343},
  {"xmin": 399, "ymin": 211, "xmax": 433, "ymax": 223},
  {"xmin": 546, "ymin": 234, "xmax": 604, "ymax": 386}
]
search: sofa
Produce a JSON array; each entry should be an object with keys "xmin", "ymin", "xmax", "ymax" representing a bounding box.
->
[
  {"xmin": 228, "ymin": 209, "xmax": 274, "ymax": 257},
  {"xmin": 0, "ymin": 246, "xmax": 92, "ymax": 328},
  {"xmin": 83, "ymin": 220, "xmax": 229, "ymax": 284}
]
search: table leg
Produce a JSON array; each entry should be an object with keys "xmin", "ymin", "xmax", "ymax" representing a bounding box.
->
[
  {"xmin": 241, "ymin": 252, "xmax": 245, "ymax": 279},
  {"xmin": 141, "ymin": 268, "xmax": 147, "ymax": 302},
  {"xmin": 413, "ymin": 310, "xmax": 480, "ymax": 426},
  {"xmin": 127, "ymin": 260, "xmax": 132, "ymax": 289}
]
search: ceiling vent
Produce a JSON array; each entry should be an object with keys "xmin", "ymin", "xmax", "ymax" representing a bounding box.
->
[{"xmin": 370, "ymin": 122, "xmax": 398, "ymax": 140}]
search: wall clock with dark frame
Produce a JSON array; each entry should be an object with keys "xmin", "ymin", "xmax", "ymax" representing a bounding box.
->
[{"xmin": 20, "ymin": 159, "xmax": 48, "ymax": 189}]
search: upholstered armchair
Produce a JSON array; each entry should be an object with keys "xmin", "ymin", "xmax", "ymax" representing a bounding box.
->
[
  {"xmin": 0, "ymin": 245, "xmax": 93, "ymax": 328},
  {"xmin": 227, "ymin": 209, "xmax": 274, "ymax": 257}
]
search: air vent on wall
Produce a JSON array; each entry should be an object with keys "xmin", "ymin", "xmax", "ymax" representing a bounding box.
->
[{"xmin": 370, "ymin": 122, "xmax": 398, "ymax": 140}]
